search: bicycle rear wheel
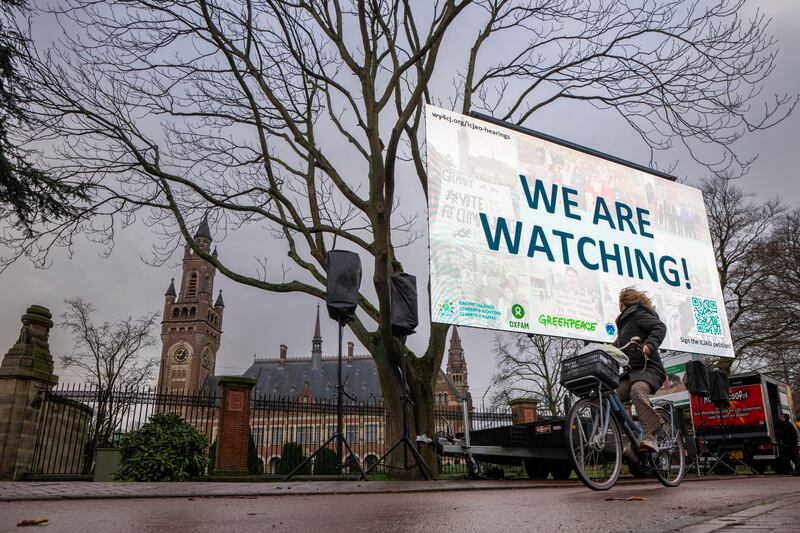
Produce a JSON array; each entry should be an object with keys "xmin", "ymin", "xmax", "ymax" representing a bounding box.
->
[
  {"xmin": 566, "ymin": 397, "xmax": 622, "ymax": 491},
  {"xmin": 651, "ymin": 408, "xmax": 686, "ymax": 487}
]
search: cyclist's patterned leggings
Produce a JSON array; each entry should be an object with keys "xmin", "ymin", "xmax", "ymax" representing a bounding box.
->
[{"xmin": 617, "ymin": 378, "xmax": 662, "ymax": 434}]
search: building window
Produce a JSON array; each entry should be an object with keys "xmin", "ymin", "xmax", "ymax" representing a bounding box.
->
[
  {"xmin": 270, "ymin": 428, "xmax": 284, "ymax": 446},
  {"xmin": 252, "ymin": 427, "xmax": 265, "ymax": 446},
  {"xmin": 296, "ymin": 426, "xmax": 312, "ymax": 445},
  {"xmin": 346, "ymin": 425, "xmax": 359, "ymax": 443},
  {"xmin": 364, "ymin": 424, "xmax": 378, "ymax": 443},
  {"xmin": 187, "ymin": 272, "xmax": 198, "ymax": 298}
]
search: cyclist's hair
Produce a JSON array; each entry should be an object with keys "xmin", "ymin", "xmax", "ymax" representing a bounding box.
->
[{"xmin": 619, "ymin": 287, "xmax": 654, "ymax": 310}]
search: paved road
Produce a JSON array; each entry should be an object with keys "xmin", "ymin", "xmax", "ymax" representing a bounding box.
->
[{"xmin": 1, "ymin": 477, "xmax": 798, "ymax": 532}]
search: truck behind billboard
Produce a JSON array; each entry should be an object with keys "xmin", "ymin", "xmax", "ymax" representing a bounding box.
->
[
  {"xmin": 426, "ymin": 105, "xmax": 734, "ymax": 357},
  {"xmin": 691, "ymin": 384, "xmax": 769, "ymax": 439}
]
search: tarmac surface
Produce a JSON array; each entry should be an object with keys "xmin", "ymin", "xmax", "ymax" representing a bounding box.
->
[{"xmin": 1, "ymin": 476, "xmax": 798, "ymax": 532}]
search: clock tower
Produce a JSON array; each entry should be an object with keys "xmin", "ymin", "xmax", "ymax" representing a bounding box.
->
[{"xmin": 157, "ymin": 217, "xmax": 225, "ymax": 392}]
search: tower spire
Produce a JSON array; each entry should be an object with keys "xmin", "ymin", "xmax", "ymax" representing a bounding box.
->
[
  {"xmin": 165, "ymin": 278, "xmax": 176, "ymax": 297},
  {"xmin": 312, "ymin": 303, "xmax": 322, "ymax": 369},
  {"xmin": 449, "ymin": 326, "xmax": 462, "ymax": 350},
  {"xmin": 194, "ymin": 215, "xmax": 212, "ymax": 242}
]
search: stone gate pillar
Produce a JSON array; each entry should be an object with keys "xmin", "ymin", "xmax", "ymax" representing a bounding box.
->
[
  {"xmin": 214, "ymin": 376, "xmax": 257, "ymax": 476},
  {"xmin": 509, "ymin": 398, "xmax": 539, "ymax": 425},
  {"xmin": 0, "ymin": 306, "xmax": 59, "ymax": 480}
]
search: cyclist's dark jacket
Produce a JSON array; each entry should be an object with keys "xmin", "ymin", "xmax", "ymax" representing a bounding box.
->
[{"xmin": 613, "ymin": 302, "xmax": 667, "ymax": 393}]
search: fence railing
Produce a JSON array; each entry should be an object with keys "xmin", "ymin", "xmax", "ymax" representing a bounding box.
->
[{"xmin": 31, "ymin": 384, "xmax": 532, "ymax": 478}]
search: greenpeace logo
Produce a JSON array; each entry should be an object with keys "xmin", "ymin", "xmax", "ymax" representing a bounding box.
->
[{"xmin": 538, "ymin": 314, "xmax": 597, "ymax": 332}]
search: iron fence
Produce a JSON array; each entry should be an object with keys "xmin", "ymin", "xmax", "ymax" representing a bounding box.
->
[{"xmin": 30, "ymin": 384, "xmax": 534, "ymax": 478}]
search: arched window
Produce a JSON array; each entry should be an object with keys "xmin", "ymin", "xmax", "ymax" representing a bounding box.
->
[
  {"xmin": 181, "ymin": 307, "xmax": 188, "ymax": 317},
  {"xmin": 186, "ymin": 272, "xmax": 198, "ymax": 298},
  {"xmin": 365, "ymin": 455, "xmax": 379, "ymax": 471},
  {"xmin": 172, "ymin": 308, "xmax": 179, "ymax": 318},
  {"xmin": 189, "ymin": 307, "xmax": 196, "ymax": 318}
]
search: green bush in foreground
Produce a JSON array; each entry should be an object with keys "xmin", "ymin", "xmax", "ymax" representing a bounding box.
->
[{"xmin": 114, "ymin": 412, "xmax": 208, "ymax": 481}]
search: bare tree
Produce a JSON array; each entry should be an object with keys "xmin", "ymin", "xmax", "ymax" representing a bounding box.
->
[
  {"xmin": 754, "ymin": 210, "xmax": 800, "ymax": 405},
  {"xmin": 490, "ymin": 333, "xmax": 580, "ymax": 415},
  {"xmin": 4, "ymin": 0, "xmax": 795, "ymax": 475},
  {"xmin": 59, "ymin": 298, "xmax": 158, "ymax": 471},
  {"xmin": 701, "ymin": 175, "xmax": 788, "ymax": 372}
]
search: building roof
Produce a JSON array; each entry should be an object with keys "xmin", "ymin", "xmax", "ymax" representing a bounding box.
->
[
  {"xmin": 214, "ymin": 290, "xmax": 225, "ymax": 308},
  {"xmin": 239, "ymin": 355, "xmax": 382, "ymax": 402}
]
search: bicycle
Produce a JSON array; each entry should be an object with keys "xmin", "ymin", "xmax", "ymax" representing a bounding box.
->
[{"xmin": 561, "ymin": 338, "xmax": 686, "ymax": 491}]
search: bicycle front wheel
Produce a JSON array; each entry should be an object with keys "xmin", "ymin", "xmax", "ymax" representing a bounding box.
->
[{"xmin": 566, "ymin": 397, "xmax": 623, "ymax": 491}]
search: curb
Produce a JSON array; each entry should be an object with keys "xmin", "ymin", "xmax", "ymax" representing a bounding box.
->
[
  {"xmin": 0, "ymin": 474, "xmax": 771, "ymax": 502},
  {"xmin": 676, "ymin": 495, "xmax": 800, "ymax": 533}
]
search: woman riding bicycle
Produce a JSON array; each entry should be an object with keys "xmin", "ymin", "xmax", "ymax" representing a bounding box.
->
[{"xmin": 613, "ymin": 287, "xmax": 667, "ymax": 452}]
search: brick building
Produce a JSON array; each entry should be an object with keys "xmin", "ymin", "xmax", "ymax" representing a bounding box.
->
[{"xmin": 155, "ymin": 220, "xmax": 472, "ymax": 470}]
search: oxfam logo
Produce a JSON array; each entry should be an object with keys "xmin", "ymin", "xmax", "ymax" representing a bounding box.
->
[
  {"xmin": 605, "ymin": 322, "xmax": 617, "ymax": 336},
  {"xmin": 511, "ymin": 304, "xmax": 526, "ymax": 320}
]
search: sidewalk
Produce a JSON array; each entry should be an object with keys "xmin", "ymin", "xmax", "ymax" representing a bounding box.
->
[
  {"xmin": 678, "ymin": 495, "xmax": 800, "ymax": 532},
  {"xmin": 0, "ymin": 475, "xmax": 752, "ymax": 502},
  {"xmin": 0, "ymin": 479, "xmax": 560, "ymax": 501}
]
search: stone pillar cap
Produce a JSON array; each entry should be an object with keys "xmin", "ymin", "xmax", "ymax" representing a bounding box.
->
[
  {"xmin": 507, "ymin": 397, "xmax": 540, "ymax": 406},
  {"xmin": 22, "ymin": 305, "xmax": 53, "ymax": 328}
]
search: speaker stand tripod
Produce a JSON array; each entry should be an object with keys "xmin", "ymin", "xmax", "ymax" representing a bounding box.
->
[
  {"xmin": 706, "ymin": 405, "xmax": 759, "ymax": 476},
  {"xmin": 283, "ymin": 318, "xmax": 367, "ymax": 481},
  {"xmin": 365, "ymin": 335, "xmax": 433, "ymax": 479}
]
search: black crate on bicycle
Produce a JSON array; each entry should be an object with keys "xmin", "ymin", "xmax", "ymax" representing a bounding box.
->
[{"xmin": 559, "ymin": 349, "xmax": 620, "ymax": 396}]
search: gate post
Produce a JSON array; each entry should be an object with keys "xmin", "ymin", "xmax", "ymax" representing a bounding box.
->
[
  {"xmin": 508, "ymin": 398, "xmax": 539, "ymax": 425},
  {"xmin": 214, "ymin": 376, "xmax": 257, "ymax": 476},
  {"xmin": 0, "ymin": 306, "xmax": 59, "ymax": 480}
]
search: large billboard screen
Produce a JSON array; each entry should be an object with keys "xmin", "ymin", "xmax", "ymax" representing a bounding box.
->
[{"xmin": 426, "ymin": 105, "xmax": 734, "ymax": 357}]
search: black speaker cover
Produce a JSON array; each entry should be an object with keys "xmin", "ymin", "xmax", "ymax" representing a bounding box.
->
[
  {"xmin": 390, "ymin": 273, "xmax": 418, "ymax": 337},
  {"xmin": 708, "ymin": 370, "xmax": 730, "ymax": 408},
  {"xmin": 686, "ymin": 360, "xmax": 710, "ymax": 397},
  {"xmin": 326, "ymin": 250, "xmax": 362, "ymax": 321}
]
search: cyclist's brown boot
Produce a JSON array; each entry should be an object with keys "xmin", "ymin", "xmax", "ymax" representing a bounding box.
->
[{"xmin": 638, "ymin": 434, "xmax": 657, "ymax": 452}]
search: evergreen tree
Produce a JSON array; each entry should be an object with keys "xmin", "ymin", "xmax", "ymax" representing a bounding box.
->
[{"xmin": 0, "ymin": 0, "xmax": 87, "ymax": 230}]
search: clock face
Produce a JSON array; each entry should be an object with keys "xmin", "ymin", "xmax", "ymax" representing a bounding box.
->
[{"xmin": 173, "ymin": 346, "xmax": 189, "ymax": 364}]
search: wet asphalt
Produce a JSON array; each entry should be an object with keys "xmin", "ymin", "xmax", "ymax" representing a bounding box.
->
[{"xmin": 1, "ymin": 476, "xmax": 798, "ymax": 532}]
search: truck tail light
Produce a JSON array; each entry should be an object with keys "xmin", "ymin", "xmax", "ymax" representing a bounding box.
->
[{"xmin": 756, "ymin": 443, "xmax": 773, "ymax": 451}]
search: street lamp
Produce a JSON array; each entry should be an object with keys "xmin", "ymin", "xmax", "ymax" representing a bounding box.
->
[{"xmin": 481, "ymin": 385, "xmax": 491, "ymax": 411}]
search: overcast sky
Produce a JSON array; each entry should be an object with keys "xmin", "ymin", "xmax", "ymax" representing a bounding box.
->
[{"xmin": 1, "ymin": 0, "xmax": 798, "ymax": 406}]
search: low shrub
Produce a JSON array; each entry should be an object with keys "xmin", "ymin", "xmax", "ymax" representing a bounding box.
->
[
  {"xmin": 276, "ymin": 442, "xmax": 309, "ymax": 475},
  {"xmin": 114, "ymin": 412, "xmax": 208, "ymax": 481}
]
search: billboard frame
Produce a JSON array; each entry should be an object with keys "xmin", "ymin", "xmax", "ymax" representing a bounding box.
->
[{"xmin": 468, "ymin": 111, "xmax": 678, "ymax": 182}]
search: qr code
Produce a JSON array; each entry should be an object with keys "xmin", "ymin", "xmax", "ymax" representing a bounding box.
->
[{"xmin": 691, "ymin": 296, "xmax": 723, "ymax": 337}]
